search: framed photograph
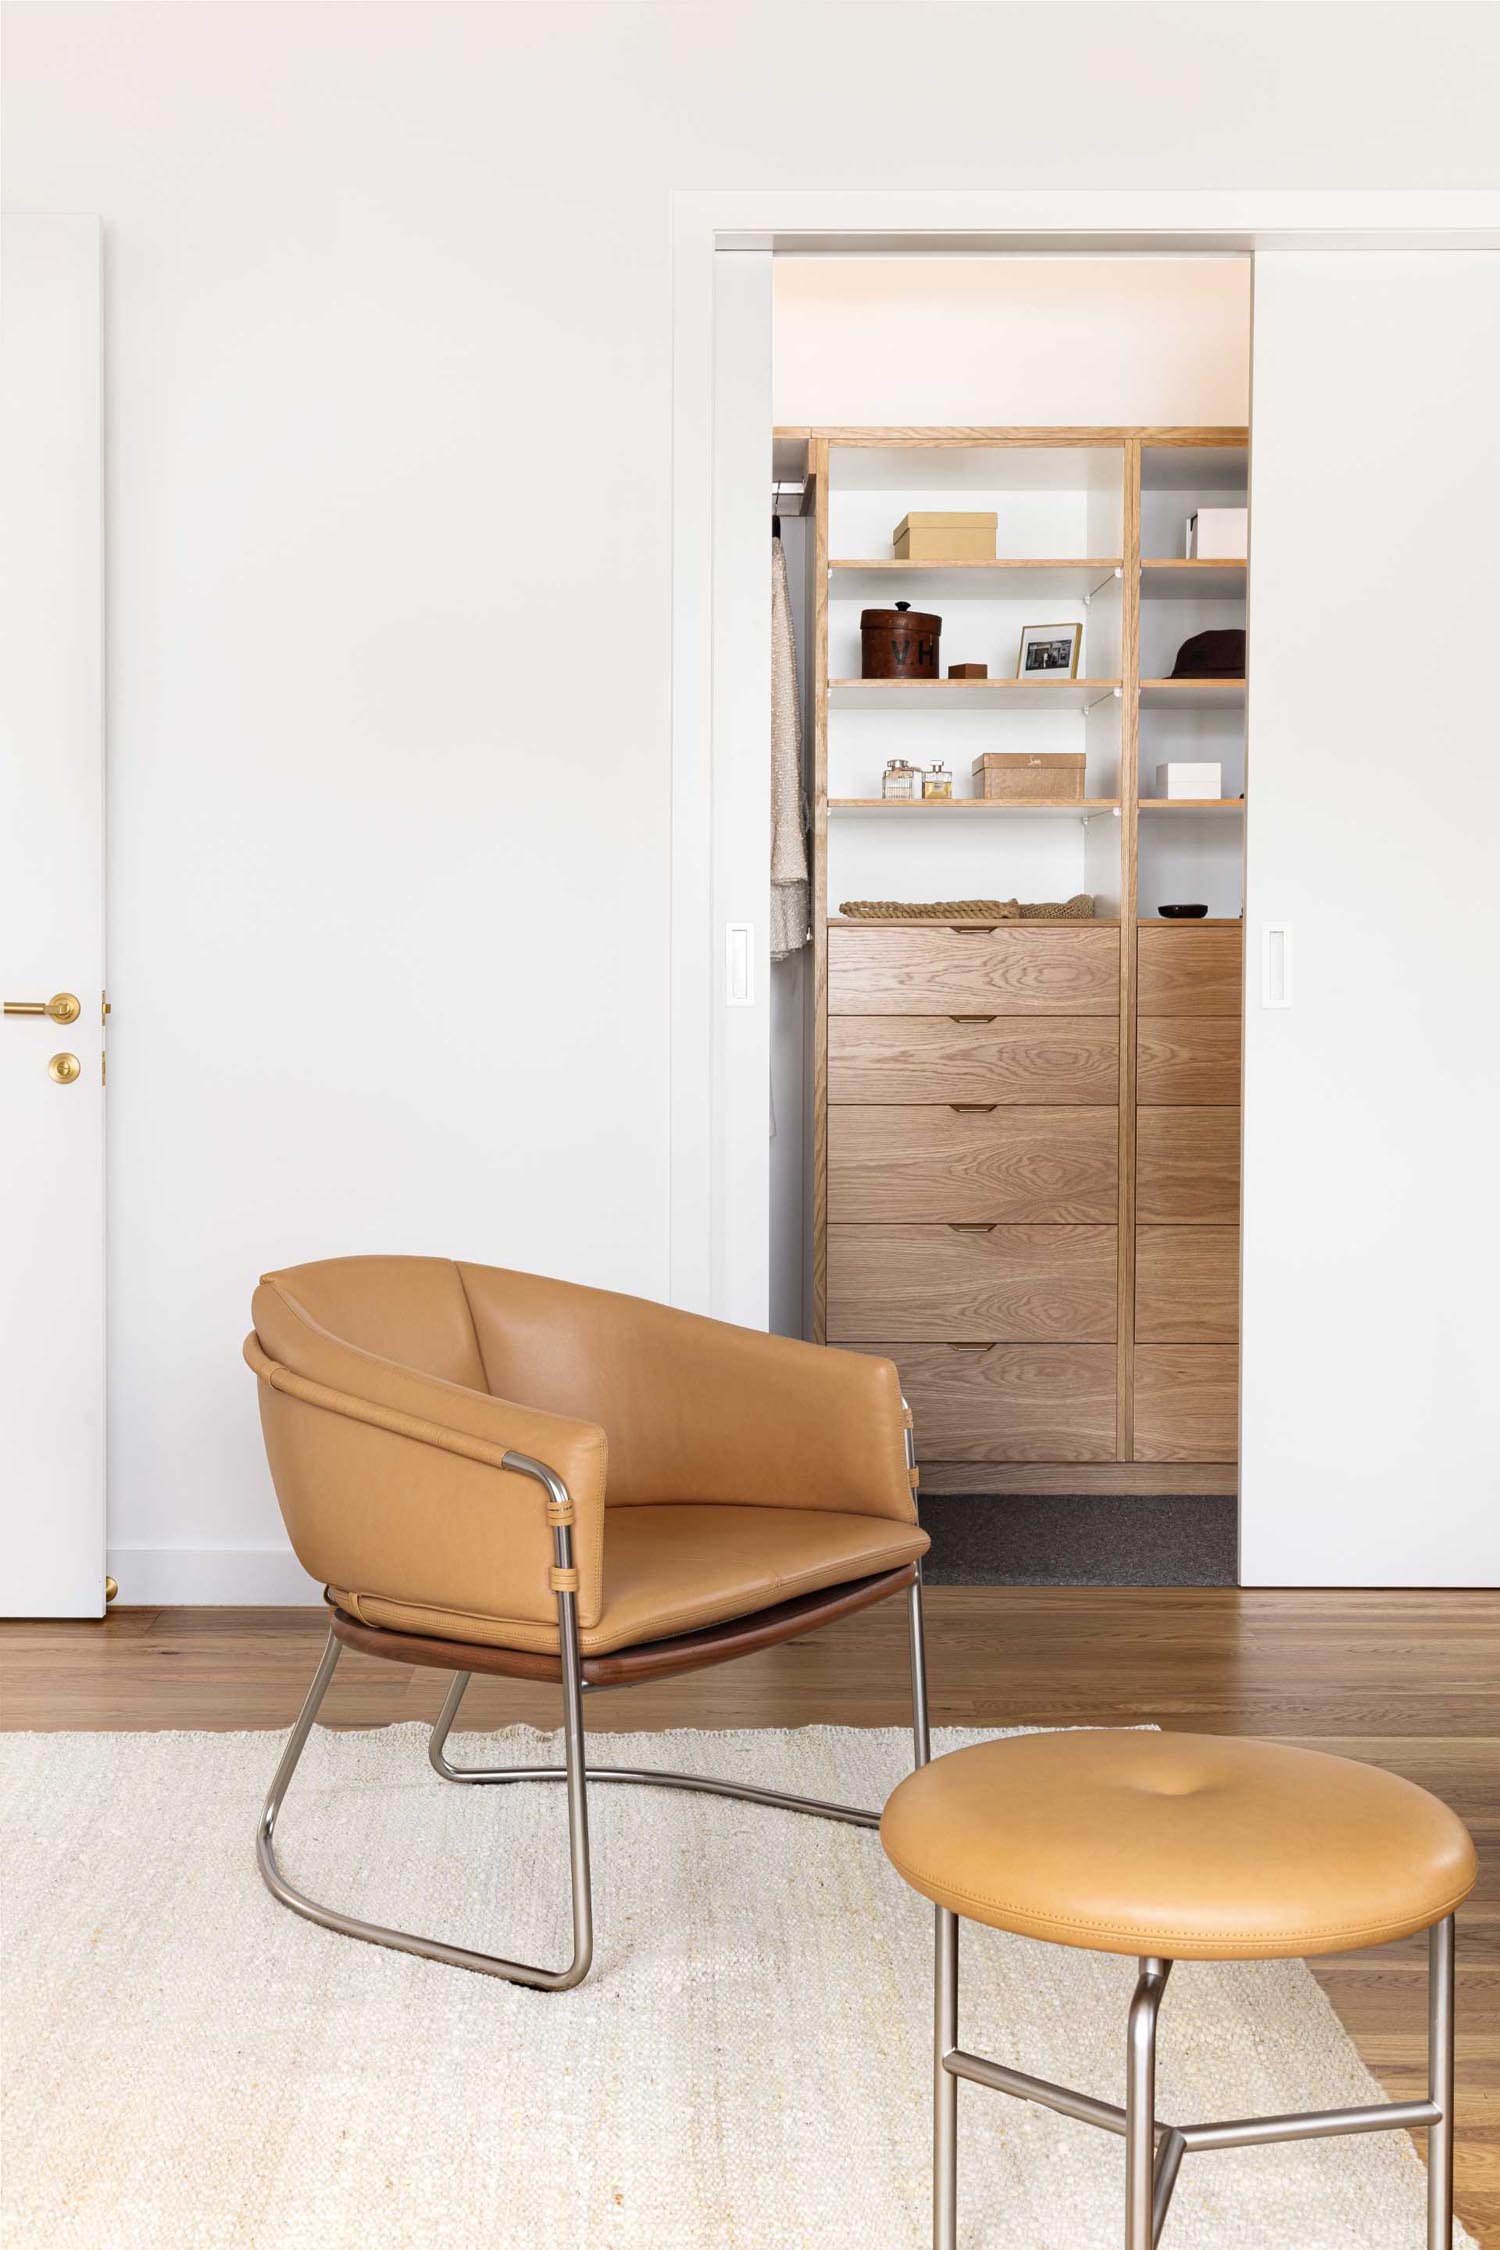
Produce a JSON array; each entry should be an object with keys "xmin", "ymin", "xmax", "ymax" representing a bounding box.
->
[{"xmin": 1017, "ymin": 622, "xmax": 1082, "ymax": 680}]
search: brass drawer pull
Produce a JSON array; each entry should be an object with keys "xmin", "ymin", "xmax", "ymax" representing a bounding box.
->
[
  {"xmin": 949, "ymin": 1102, "xmax": 996, "ymax": 1113},
  {"xmin": 947, "ymin": 1222, "xmax": 997, "ymax": 1234},
  {"xmin": 950, "ymin": 925, "xmax": 997, "ymax": 936}
]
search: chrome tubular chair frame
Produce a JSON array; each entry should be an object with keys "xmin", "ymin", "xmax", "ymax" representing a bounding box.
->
[
  {"xmin": 932, "ymin": 1908, "xmax": 1458, "ymax": 2248},
  {"xmin": 259, "ymin": 1447, "xmax": 933, "ymax": 1993}
]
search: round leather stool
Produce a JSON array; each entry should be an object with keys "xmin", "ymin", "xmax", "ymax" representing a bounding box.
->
[{"xmin": 881, "ymin": 1730, "xmax": 1477, "ymax": 2248}]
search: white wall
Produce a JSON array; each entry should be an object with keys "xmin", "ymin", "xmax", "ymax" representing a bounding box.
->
[
  {"xmin": 775, "ymin": 258, "xmax": 1251, "ymax": 428},
  {"xmin": 5, "ymin": 3, "xmax": 1498, "ymax": 1600}
]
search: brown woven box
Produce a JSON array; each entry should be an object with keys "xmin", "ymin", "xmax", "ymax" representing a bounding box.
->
[{"xmin": 971, "ymin": 751, "xmax": 1086, "ymax": 803}]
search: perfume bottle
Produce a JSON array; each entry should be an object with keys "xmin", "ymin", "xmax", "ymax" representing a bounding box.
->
[
  {"xmin": 882, "ymin": 758, "xmax": 919, "ymax": 802},
  {"xmin": 923, "ymin": 760, "xmax": 953, "ymax": 800}
]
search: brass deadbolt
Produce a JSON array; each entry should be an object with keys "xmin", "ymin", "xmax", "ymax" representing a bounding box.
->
[{"xmin": 48, "ymin": 1052, "xmax": 81, "ymax": 1085}]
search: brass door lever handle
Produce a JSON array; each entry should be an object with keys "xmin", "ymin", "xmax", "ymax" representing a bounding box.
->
[{"xmin": 4, "ymin": 992, "xmax": 81, "ymax": 1025}]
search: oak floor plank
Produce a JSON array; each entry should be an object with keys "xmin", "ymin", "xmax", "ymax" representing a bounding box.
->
[{"xmin": 3, "ymin": 1585, "xmax": 1496, "ymax": 2242}]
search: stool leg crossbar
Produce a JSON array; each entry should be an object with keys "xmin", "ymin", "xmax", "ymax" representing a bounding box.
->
[
  {"xmin": 259, "ymin": 1447, "xmax": 933, "ymax": 1992},
  {"xmin": 933, "ymin": 1910, "xmax": 1458, "ymax": 2247}
]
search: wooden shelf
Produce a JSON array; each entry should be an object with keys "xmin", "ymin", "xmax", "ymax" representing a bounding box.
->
[
  {"xmin": 830, "ymin": 797, "xmax": 1120, "ymax": 818},
  {"xmin": 831, "ymin": 678, "xmax": 1122, "ymax": 712},
  {"xmin": 829, "ymin": 558, "xmax": 1123, "ymax": 600},
  {"xmin": 1139, "ymin": 798, "xmax": 1245, "ymax": 814},
  {"xmin": 1139, "ymin": 560, "xmax": 1246, "ymax": 601},
  {"xmin": 1139, "ymin": 678, "xmax": 1245, "ymax": 711},
  {"xmin": 832, "ymin": 914, "xmax": 1122, "ymax": 928}
]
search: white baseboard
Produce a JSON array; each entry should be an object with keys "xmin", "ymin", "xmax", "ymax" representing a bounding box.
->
[{"xmin": 107, "ymin": 1543, "xmax": 322, "ymax": 1605}]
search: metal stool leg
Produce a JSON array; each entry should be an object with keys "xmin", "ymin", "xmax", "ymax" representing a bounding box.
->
[
  {"xmin": 1428, "ymin": 1915, "xmax": 1456, "ymax": 2247},
  {"xmin": 934, "ymin": 1906, "xmax": 959, "ymax": 2250},
  {"xmin": 1126, "ymin": 1959, "xmax": 1171, "ymax": 2249}
]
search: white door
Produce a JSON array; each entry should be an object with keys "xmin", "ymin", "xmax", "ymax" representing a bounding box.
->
[
  {"xmin": 1241, "ymin": 250, "xmax": 1500, "ymax": 1588},
  {"xmin": 0, "ymin": 216, "xmax": 107, "ymax": 1617}
]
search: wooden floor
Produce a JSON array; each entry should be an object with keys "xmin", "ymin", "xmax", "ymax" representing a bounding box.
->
[{"xmin": 3, "ymin": 1588, "xmax": 1495, "ymax": 2243}]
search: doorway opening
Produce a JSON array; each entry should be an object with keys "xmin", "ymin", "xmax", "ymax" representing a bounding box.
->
[{"xmin": 768, "ymin": 255, "xmax": 1251, "ymax": 1585}]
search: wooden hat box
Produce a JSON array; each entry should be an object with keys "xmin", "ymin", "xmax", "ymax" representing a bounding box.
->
[
  {"xmin": 893, "ymin": 511, "xmax": 997, "ymax": 562},
  {"xmin": 971, "ymin": 750, "xmax": 1086, "ymax": 803}
]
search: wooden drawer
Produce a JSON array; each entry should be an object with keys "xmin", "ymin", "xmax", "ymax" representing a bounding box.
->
[
  {"xmin": 1136, "ymin": 1017, "xmax": 1241, "ymax": 1106},
  {"xmin": 855, "ymin": 1342, "xmax": 1117, "ymax": 1463},
  {"xmin": 829, "ymin": 1016, "xmax": 1119, "ymax": 1106},
  {"xmin": 1136, "ymin": 1226, "xmax": 1240, "ymax": 1343},
  {"xmin": 1134, "ymin": 1345, "xmax": 1239, "ymax": 1461},
  {"xmin": 827, "ymin": 1224, "xmax": 1116, "ymax": 1342},
  {"xmin": 828, "ymin": 924, "xmax": 1119, "ymax": 1017},
  {"xmin": 1136, "ymin": 1108, "xmax": 1241, "ymax": 1225},
  {"xmin": 828, "ymin": 1106, "xmax": 1118, "ymax": 1224},
  {"xmin": 1136, "ymin": 923, "xmax": 1243, "ymax": 1016}
]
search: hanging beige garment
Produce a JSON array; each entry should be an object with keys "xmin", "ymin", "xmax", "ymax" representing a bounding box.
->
[{"xmin": 770, "ymin": 536, "xmax": 810, "ymax": 959}]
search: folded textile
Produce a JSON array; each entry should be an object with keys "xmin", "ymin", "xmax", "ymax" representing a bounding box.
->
[{"xmin": 838, "ymin": 895, "xmax": 1095, "ymax": 921}]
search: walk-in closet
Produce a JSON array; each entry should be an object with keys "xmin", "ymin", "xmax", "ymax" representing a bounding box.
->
[{"xmin": 770, "ymin": 260, "xmax": 1252, "ymax": 1511}]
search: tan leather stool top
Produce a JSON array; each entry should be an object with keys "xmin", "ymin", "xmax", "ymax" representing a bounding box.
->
[{"xmin": 881, "ymin": 1729, "xmax": 1477, "ymax": 1961}]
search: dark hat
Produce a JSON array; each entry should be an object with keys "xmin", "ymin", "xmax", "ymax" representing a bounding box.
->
[{"xmin": 1170, "ymin": 628, "xmax": 1246, "ymax": 679}]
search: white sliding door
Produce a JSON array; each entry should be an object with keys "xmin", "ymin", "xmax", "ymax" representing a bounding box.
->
[{"xmin": 1241, "ymin": 252, "xmax": 1500, "ymax": 1587}]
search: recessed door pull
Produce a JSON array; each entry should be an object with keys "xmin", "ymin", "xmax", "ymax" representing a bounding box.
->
[
  {"xmin": 949, "ymin": 1015, "xmax": 996, "ymax": 1024},
  {"xmin": 949, "ymin": 1102, "xmax": 997, "ymax": 1113},
  {"xmin": 951, "ymin": 925, "xmax": 997, "ymax": 936},
  {"xmin": 951, "ymin": 1341, "xmax": 995, "ymax": 1351},
  {"xmin": 947, "ymin": 1222, "xmax": 997, "ymax": 1234}
]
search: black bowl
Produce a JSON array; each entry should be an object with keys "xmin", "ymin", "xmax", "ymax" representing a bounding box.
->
[{"xmin": 1158, "ymin": 903, "xmax": 1209, "ymax": 919}]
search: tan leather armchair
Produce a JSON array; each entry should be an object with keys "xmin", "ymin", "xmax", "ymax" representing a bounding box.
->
[{"xmin": 247, "ymin": 1255, "xmax": 932, "ymax": 1990}]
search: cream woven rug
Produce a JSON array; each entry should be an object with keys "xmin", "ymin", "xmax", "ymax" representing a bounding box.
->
[{"xmin": 1, "ymin": 1724, "xmax": 1469, "ymax": 2248}]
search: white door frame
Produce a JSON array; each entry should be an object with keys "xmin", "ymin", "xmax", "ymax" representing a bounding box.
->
[
  {"xmin": 668, "ymin": 187, "xmax": 1500, "ymax": 1328},
  {"xmin": 674, "ymin": 193, "xmax": 1500, "ymax": 1323}
]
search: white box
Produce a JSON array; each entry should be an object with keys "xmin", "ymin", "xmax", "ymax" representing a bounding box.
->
[
  {"xmin": 1186, "ymin": 507, "xmax": 1248, "ymax": 560},
  {"xmin": 1155, "ymin": 761, "xmax": 1223, "ymax": 800}
]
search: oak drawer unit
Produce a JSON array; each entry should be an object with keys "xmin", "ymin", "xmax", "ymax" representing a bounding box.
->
[
  {"xmin": 828, "ymin": 923, "xmax": 1120, "ymax": 1018},
  {"xmin": 1136, "ymin": 1226, "xmax": 1240, "ymax": 1343},
  {"xmin": 853, "ymin": 1342, "xmax": 1118, "ymax": 1464},
  {"xmin": 828, "ymin": 1016, "xmax": 1119, "ymax": 1107},
  {"xmin": 1136, "ymin": 923, "xmax": 1244, "ymax": 1017},
  {"xmin": 1135, "ymin": 1108, "xmax": 1241, "ymax": 1225},
  {"xmin": 1136, "ymin": 1017, "xmax": 1241, "ymax": 1106},
  {"xmin": 827, "ymin": 1224, "xmax": 1117, "ymax": 1343},
  {"xmin": 829, "ymin": 1106, "xmax": 1118, "ymax": 1225},
  {"xmin": 1133, "ymin": 1345, "xmax": 1240, "ymax": 1462}
]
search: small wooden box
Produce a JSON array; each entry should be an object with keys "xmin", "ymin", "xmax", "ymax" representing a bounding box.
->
[
  {"xmin": 894, "ymin": 511, "xmax": 997, "ymax": 562},
  {"xmin": 971, "ymin": 751, "xmax": 1086, "ymax": 803},
  {"xmin": 949, "ymin": 662, "xmax": 989, "ymax": 679}
]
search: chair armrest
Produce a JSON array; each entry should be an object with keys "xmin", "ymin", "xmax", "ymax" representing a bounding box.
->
[{"xmin": 245, "ymin": 1281, "xmax": 608, "ymax": 1631}]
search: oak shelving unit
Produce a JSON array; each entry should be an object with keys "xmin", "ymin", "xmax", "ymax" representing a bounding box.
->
[{"xmin": 794, "ymin": 423, "xmax": 1249, "ymax": 1497}]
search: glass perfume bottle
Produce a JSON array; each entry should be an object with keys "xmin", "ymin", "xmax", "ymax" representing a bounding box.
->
[
  {"xmin": 882, "ymin": 758, "xmax": 919, "ymax": 802},
  {"xmin": 923, "ymin": 760, "xmax": 953, "ymax": 800}
]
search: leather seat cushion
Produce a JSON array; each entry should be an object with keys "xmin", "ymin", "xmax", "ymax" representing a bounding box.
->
[
  {"xmin": 334, "ymin": 1502, "xmax": 929, "ymax": 1658},
  {"xmin": 881, "ymin": 1729, "xmax": 1477, "ymax": 1961}
]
